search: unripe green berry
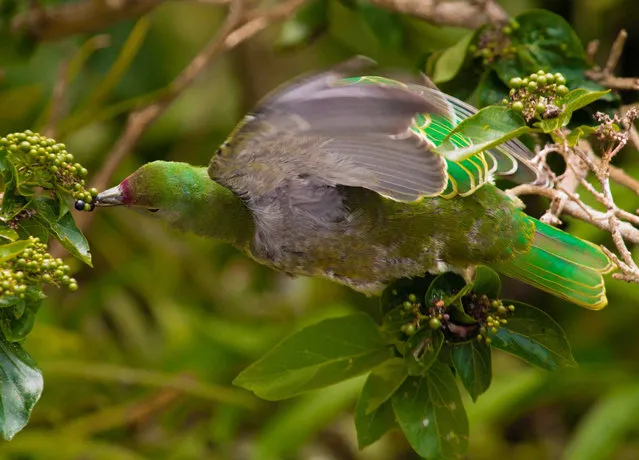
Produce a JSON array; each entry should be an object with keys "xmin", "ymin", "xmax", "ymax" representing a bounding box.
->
[
  {"xmin": 527, "ymin": 81, "xmax": 538, "ymax": 90},
  {"xmin": 408, "ymin": 293, "xmax": 417, "ymax": 303},
  {"xmin": 69, "ymin": 283, "xmax": 79, "ymax": 292},
  {"xmin": 429, "ymin": 317, "xmax": 441, "ymax": 329},
  {"xmin": 555, "ymin": 74, "xmax": 566, "ymax": 85},
  {"xmin": 403, "ymin": 300, "xmax": 412, "ymax": 310},
  {"xmin": 557, "ymin": 85, "xmax": 569, "ymax": 96},
  {"xmin": 503, "ymin": 26, "xmax": 512, "ymax": 35},
  {"xmin": 537, "ymin": 76, "xmax": 547, "ymax": 86},
  {"xmin": 512, "ymin": 101, "xmax": 524, "ymax": 112},
  {"xmin": 509, "ymin": 77, "xmax": 522, "ymax": 88},
  {"xmin": 402, "ymin": 324, "xmax": 416, "ymax": 336},
  {"xmin": 544, "ymin": 73, "xmax": 555, "ymax": 83},
  {"xmin": 529, "ymin": 73, "xmax": 538, "ymax": 81},
  {"xmin": 485, "ymin": 337, "xmax": 492, "ymax": 344},
  {"xmin": 536, "ymin": 102, "xmax": 546, "ymax": 114}
]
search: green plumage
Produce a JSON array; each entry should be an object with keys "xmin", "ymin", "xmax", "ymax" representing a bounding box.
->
[{"xmin": 97, "ymin": 62, "xmax": 612, "ymax": 309}]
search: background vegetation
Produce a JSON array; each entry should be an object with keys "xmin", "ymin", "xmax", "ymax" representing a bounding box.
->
[{"xmin": 1, "ymin": 0, "xmax": 639, "ymax": 458}]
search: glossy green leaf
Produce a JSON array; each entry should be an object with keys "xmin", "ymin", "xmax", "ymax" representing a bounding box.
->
[
  {"xmin": 432, "ymin": 32, "xmax": 474, "ymax": 84},
  {"xmin": 425, "ymin": 272, "xmax": 468, "ymax": 306},
  {"xmin": 1, "ymin": 307, "xmax": 35, "ymax": 342},
  {"xmin": 392, "ymin": 362, "xmax": 469, "ymax": 459},
  {"xmin": 0, "ymin": 336, "xmax": 43, "ymax": 440},
  {"xmin": 0, "ymin": 226, "xmax": 18, "ymax": 242},
  {"xmin": 471, "ymin": 265, "xmax": 501, "ymax": 298},
  {"xmin": 233, "ymin": 313, "xmax": 393, "ymax": 400},
  {"xmin": 490, "ymin": 301, "xmax": 576, "ymax": 370},
  {"xmin": 451, "ymin": 341, "xmax": 492, "ymax": 401},
  {"xmin": 30, "ymin": 198, "xmax": 92, "ymax": 266},
  {"xmin": 363, "ymin": 358, "xmax": 408, "ymax": 414},
  {"xmin": 404, "ymin": 327, "xmax": 444, "ymax": 376},
  {"xmin": 0, "ymin": 239, "xmax": 29, "ymax": 262},
  {"xmin": 435, "ymin": 106, "xmax": 531, "ymax": 161},
  {"xmin": 535, "ymin": 89, "xmax": 609, "ymax": 132},
  {"xmin": 355, "ymin": 397, "xmax": 397, "ymax": 449}
]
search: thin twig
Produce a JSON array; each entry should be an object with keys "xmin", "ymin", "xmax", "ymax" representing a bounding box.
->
[{"xmin": 585, "ymin": 29, "xmax": 639, "ymax": 91}]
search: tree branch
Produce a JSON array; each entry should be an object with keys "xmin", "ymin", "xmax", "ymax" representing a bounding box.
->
[
  {"xmin": 12, "ymin": 0, "xmax": 168, "ymax": 42},
  {"xmin": 366, "ymin": 0, "xmax": 507, "ymax": 29}
]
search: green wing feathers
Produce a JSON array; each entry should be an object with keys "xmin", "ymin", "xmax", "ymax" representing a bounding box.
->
[{"xmin": 493, "ymin": 220, "xmax": 614, "ymax": 309}]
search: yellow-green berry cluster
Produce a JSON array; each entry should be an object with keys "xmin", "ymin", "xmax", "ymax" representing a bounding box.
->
[
  {"xmin": 0, "ymin": 236, "xmax": 78, "ymax": 300},
  {"xmin": 469, "ymin": 19, "xmax": 519, "ymax": 65},
  {"xmin": 503, "ymin": 70, "xmax": 569, "ymax": 123},
  {"xmin": 399, "ymin": 293, "xmax": 450, "ymax": 337},
  {"xmin": 0, "ymin": 131, "xmax": 97, "ymax": 211}
]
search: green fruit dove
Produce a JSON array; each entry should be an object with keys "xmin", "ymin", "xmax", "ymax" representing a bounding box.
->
[{"xmin": 92, "ymin": 58, "xmax": 613, "ymax": 309}]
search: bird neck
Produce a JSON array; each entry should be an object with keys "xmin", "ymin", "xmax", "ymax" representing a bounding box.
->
[{"xmin": 162, "ymin": 166, "xmax": 254, "ymax": 250}]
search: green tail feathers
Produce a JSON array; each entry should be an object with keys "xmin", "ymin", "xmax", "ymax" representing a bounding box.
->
[{"xmin": 494, "ymin": 220, "xmax": 614, "ymax": 310}]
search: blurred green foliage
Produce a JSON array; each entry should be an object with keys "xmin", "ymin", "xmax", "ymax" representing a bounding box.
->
[{"xmin": 1, "ymin": 0, "xmax": 639, "ymax": 458}]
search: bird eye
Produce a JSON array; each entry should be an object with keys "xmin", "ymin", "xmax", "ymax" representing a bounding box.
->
[{"xmin": 147, "ymin": 208, "xmax": 159, "ymax": 213}]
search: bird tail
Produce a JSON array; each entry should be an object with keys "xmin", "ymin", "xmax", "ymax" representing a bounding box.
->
[{"xmin": 493, "ymin": 219, "xmax": 614, "ymax": 310}]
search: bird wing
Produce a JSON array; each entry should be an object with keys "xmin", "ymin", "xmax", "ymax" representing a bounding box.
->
[{"xmin": 212, "ymin": 66, "xmax": 547, "ymax": 203}]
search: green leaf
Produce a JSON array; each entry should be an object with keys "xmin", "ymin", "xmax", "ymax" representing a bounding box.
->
[
  {"xmin": 276, "ymin": 0, "xmax": 328, "ymax": 50},
  {"xmin": 535, "ymin": 89, "xmax": 609, "ymax": 132},
  {"xmin": 425, "ymin": 272, "xmax": 468, "ymax": 306},
  {"xmin": 451, "ymin": 341, "xmax": 492, "ymax": 402},
  {"xmin": 0, "ymin": 239, "xmax": 29, "ymax": 263},
  {"xmin": 566, "ymin": 125, "xmax": 597, "ymax": 146},
  {"xmin": 355, "ymin": 397, "xmax": 397, "ymax": 449},
  {"xmin": 30, "ymin": 198, "xmax": 92, "ymax": 266},
  {"xmin": 564, "ymin": 384, "xmax": 639, "ymax": 460},
  {"xmin": 363, "ymin": 358, "xmax": 408, "ymax": 414},
  {"xmin": 0, "ymin": 335, "xmax": 43, "ymax": 440},
  {"xmin": 233, "ymin": 313, "xmax": 393, "ymax": 400},
  {"xmin": 404, "ymin": 327, "xmax": 444, "ymax": 376},
  {"xmin": 354, "ymin": 360, "xmax": 406, "ymax": 448},
  {"xmin": 380, "ymin": 307, "xmax": 407, "ymax": 349},
  {"xmin": 392, "ymin": 362, "xmax": 469, "ymax": 459},
  {"xmin": 0, "ymin": 226, "xmax": 18, "ymax": 242},
  {"xmin": 490, "ymin": 301, "xmax": 576, "ymax": 370},
  {"xmin": 434, "ymin": 106, "xmax": 531, "ymax": 161},
  {"xmin": 471, "ymin": 265, "xmax": 501, "ymax": 298},
  {"xmin": 432, "ymin": 32, "xmax": 474, "ymax": 84},
  {"xmin": 1, "ymin": 307, "xmax": 35, "ymax": 342}
]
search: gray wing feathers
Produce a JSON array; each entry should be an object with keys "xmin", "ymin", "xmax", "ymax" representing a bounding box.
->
[{"xmin": 249, "ymin": 70, "xmax": 451, "ymax": 202}]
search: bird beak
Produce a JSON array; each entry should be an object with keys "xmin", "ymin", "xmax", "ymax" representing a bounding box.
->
[{"xmin": 95, "ymin": 185, "xmax": 124, "ymax": 206}]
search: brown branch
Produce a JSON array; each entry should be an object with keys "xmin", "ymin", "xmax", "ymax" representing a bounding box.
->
[
  {"xmin": 366, "ymin": 0, "xmax": 507, "ymax": 29},
  {"xmin": 585, "ymin": 29, "xmax": 639, "ymax": 91},
  {"xmin": 12, "ymin": 0, "xmax": 168, "ymax": 42}
]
